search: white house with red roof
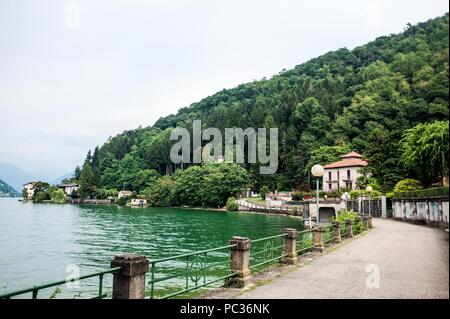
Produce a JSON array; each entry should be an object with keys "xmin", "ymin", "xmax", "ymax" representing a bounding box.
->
[{"xmin": 322, "ymin": 152, "xmax": 368, "ymax": 191}]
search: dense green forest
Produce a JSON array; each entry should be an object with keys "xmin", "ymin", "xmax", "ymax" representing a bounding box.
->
[{"xmin": 69, "ymin": 14, "xmax": 449, "ymax": 204}]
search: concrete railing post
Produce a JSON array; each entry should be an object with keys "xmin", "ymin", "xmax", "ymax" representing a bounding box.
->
[
  {"xmin": 345, "ymin": 219, "xmax": 353, "ymax": 238},
  {"xmin": 226, "ymin": 237, "xmax": 252, "ymax": 288},
  {"xmin": 313, "ymin": 225, "xmax": 325, "ymax": 253},
  {"xmin": 332, "ymin": 221, "xmax": 341, "ymax": 243},
  {"xmin": 282, "ymin": 228, "xmax": 297, "ymax": 265},
  {"xmin": 362, "ymin": 215, "xmax": 369, "ymax": 231},
  {"xmin": 368, "ymin": 215, "xmax": 373, "ymax": 229},
  {"xmin": 111, "ymin": 254, "xmax": 149, "ymax": 299}
]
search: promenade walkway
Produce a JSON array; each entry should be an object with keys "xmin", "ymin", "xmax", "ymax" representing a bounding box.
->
[{"xmin": 226, "ymin": 219, "xmax": 449, "ymax": 299}]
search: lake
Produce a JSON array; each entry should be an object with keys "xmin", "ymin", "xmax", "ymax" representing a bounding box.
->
[{"xmin": 0, "ymin": 198, "xmax": 303, "ymax": 298}]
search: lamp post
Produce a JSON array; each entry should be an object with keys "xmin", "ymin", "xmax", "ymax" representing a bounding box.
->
[
  {"xmin": 311, "ymin": 164, "xmax": 324, "ymax": 226},
  {"xmin": 366, "ymin": 185, "xmax": 373, "ymax": 216}
]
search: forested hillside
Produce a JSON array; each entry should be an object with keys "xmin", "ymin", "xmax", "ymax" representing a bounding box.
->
[
  {"xmin": 72, "ymin": 14, "xmax": 449, "ymax": 197},
  {"xmin": 0, "ymin": 179, "xmax": 19, "ymax": 197}
]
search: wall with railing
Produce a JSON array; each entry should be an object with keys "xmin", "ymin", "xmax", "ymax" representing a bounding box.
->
[{"xmin": 0, "ymin": 217, "xmax": 372, "ymax": 299}]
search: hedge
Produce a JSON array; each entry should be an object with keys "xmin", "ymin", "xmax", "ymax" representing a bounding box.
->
[{"xmin": 393, "ymin": 187, "xmax": 449, "ymax": 199}]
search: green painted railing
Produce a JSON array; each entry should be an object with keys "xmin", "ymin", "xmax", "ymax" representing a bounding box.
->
[
  {"xmin": 147, "ymin": 244, "xmax": 236, "ymax": 299},
  {"xmin": 340, "ymin": 222, "xmax": 348, "ymax": 237},
  {"xmin": 323, "ymin": 224, "xmax": 335, "ymax": 245},
  {"xmin": 249, "ymin": 234, "xmax": 287, "ymax": 271},
  {"xmin": 296, "ymin": 229, "xmax": 314, "ymax": 254},
  {"xmin": 0, "ymin": 267, "xmax": 122, "ymax": 299}
]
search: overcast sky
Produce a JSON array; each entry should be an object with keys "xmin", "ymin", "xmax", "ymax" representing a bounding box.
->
[{"xmin": 0, "ymin": 0, "xmax": 448, "ymax": 178}]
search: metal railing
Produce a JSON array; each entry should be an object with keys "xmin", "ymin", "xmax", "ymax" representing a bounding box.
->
[
  {"xmin": 340, "ymin": 222, "xmax": 349, "ymax": 237},
  {"xmin": 323, "ymin": 224, "xmax": 335, "ymax": 245},
  {"xmin": 296, "ymin": 229, "xmax": 314, "ymax": 254},
  {"xmin": 249, "ymin": 234, "xmax": 287, "ymax": 271},
  {"xmin": 0, "ymin": 267, "xmax": 122, "ymax": 299},
  {"xmin": 147, "ymin": 244, "xmax": 236, "ymax": 299}
]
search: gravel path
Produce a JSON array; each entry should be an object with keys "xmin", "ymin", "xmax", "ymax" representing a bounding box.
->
[{"xmin": 237, "ymin": 219, "xmax": 449, "ymax": 299}]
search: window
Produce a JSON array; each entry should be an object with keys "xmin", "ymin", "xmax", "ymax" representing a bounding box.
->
[
  {"xmin": 328, "ymin": 183, "xmax": 332, "ymax": 190},
  {"xmin": 347, "ymin": 170, "xmax": 351, "ymax": 180},
  {"xmin": 328, "ymin": 171, "xmax": 332, "ymax": 181}
]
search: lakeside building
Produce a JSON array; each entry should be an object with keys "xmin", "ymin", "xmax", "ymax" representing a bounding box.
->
[
  {"xmin": 118, "ymin": 190, "xmax": 133, "ymax": 198},
  {"xmin": 57, "ymin": 183, "xmax": 80, "ymax": 196},
  {"xmin": 23, "ymin": 182, "xmax": 37, "ymax": 199},
  {"xmin": 322, "ymin": 152, "xmax": 368, "ymax": 191}
]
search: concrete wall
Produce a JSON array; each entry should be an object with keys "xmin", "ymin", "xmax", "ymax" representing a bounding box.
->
[
  {"xmin": 392, "ymin": 198, "xmax": 449, "ymax": 227},
  {"xmin": 309, "ymin": 201, "xmax": 347, "ymax": 222}
]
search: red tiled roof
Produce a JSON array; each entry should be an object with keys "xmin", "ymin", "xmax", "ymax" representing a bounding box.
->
[
  {"xmin": 323, "ymin": 152, "xmax": 368, "ymax": 169},
  {"xmin": 341, "ymin": 151, "xmax": 363, "ymax": 158}
]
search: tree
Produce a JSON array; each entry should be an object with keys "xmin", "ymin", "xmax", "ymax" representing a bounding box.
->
[
  {"xmin": 401, "ymin": 121, "xmax": 449, "ymax": 185},
  {"xmin": 78, "ymin": 161, "xmax": 97, "ymax": 199},
  {"xmin": 143, "ymin": 176, "xmax": 175, "ymax": 207},
  {"xmin": 74, "ymin": 166, "xmax": 82, "ymax": 180}
]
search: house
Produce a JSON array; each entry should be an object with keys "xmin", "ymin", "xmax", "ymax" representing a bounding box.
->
[
  {"xmin": 118, "ymin": 190, "xmax": 133, "ymax": 198},
  {"xmin": 322, "ymin": 152, "xmax": 368, "ymax": 191},
  {"xmin": 57, "ymin": 183, "xmax": 80, "ymax": 196},
  {"xmin": 23, "ymin": 182, "xmax": 37, "ymax": 199},
  {"xmin": 130, "ymin": 198, "xmax": 148, "ymax": 207}
]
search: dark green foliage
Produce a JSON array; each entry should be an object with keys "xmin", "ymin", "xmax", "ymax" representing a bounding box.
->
[
  {"xmin": 401, "ymin": 120, "xmax": 449, "ymax": 185},
  {"xmin": 259, "ymin": 186, "xmax": 270, "ymax": 200},
  {"xmin": 393, "ymin": 186, "xmax": 449, "ymax": 199},
  {"xmin": 142, "ymin": 176, "xmax": 175, "ymax": 207},
  {"xmin": 116, "ymin": 196, "xmax": 131, "ymax": 206}
]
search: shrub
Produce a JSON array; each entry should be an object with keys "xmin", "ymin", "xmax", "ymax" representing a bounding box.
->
[
  {"xmin": 226, "ymin": 197, "xmax": 238, "ymax": 211},
  {"xmin": 394, "ymin": 179, "xmax": 423, "ymax": 193},
  {"xmin": 51, "ymin": 189, "xmax": 67, "ymax": 204},
  {"xmin": 291, "ymin": 191, "xmax": 303, "ymax": 201},
  {"xmin": 332, "ymin": 210, "xmax": 363, "ymax": 234},
  {"xmin": 393, "ymin": 186, "xmax": 449, "ymax": 199},
  {"xmin": 116, "ymin": 196, "xmax": 130, "ymax": 206},
  {"xmin": 260, "ymin": 186, "xmax": 270, "ymax": 200}
]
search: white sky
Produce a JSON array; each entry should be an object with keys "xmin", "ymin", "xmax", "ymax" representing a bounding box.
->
[{"xmin": 0, "ymin": 0, "xmax": 448, "ymax": 177}]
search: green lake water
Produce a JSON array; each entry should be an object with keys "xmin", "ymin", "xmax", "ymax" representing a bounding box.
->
[{"xmin": 0, "ymin": 198, "xmax": 303, "ymax": 298}]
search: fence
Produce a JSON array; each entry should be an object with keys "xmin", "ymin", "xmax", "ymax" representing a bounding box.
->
[
  {"xmin": 346, "ymin": 198, "xmax": 382, "ymax": 217},
  {"xmin": 0, "ymin": 218, "xmax": 369, "ymax": 299},
  {"xmin": 236, "ymin": 199, "xmax": 309, "ymax": 216}
]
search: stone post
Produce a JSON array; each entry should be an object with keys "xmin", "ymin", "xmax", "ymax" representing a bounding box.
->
[
  {"xmin": 345, "ymin": 219, "xmax": 353, "ymax": 238},
  {"xmin": 313, "ymin": 225, "xmax": 325, "ymax": 253},
  {"xmin": 282, "ymin": 228, "xmax": 297, "ymax": 265},
  {"xmin": 368, "ymin": 215, "xmax": 373, "ymax": 228},
  {"xmin": 381, "ymin": 196, "xmax": 387, "ymax": 219},
  {"xmin": 362, "ymin": 215, "xmax": 369, "ymax": 230},
  {"xmin": 226, "ymin": 237, "xmax": 252, "ymax": 288},
  {"xmin": 332, "ymin": 221, "xmax": 341, "ymax": 243},
  {"xmin": 111, "ymin": 254, "xmax": 149, "ymax": 299}
]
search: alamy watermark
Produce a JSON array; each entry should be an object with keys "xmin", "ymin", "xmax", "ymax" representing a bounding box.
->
[
  {"xmin": 365, "ymin": 263, "xmax": 380, "ymax": 289},
  {"xmin": 170, "ymin": 120, "xmax": 279, "ymax": 174}
]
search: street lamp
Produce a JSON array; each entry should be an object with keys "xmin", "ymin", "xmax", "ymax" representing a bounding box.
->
[
  {"xmin": 311, "ymin": 164, "xmax": 324, "ymax": 226},
  {"xmin": 366, "ymin": 185, "xmax": 373, "ymax": 216}
]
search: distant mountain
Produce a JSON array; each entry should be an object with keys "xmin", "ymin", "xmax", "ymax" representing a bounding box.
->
[
  {"xmin": 0, "ymin": 162, "xmax": 31, "ymax": 191},
  {"xmin": 0, "ymin": 162, "xmax": 66, "ymax": 191},
  {"xmin": 51, "ymin": 172, "xmax": 74, "ymax": 185},
  {"xmin": 0, "ymin": 178, "xmax": 19, "ymax": 197}
]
